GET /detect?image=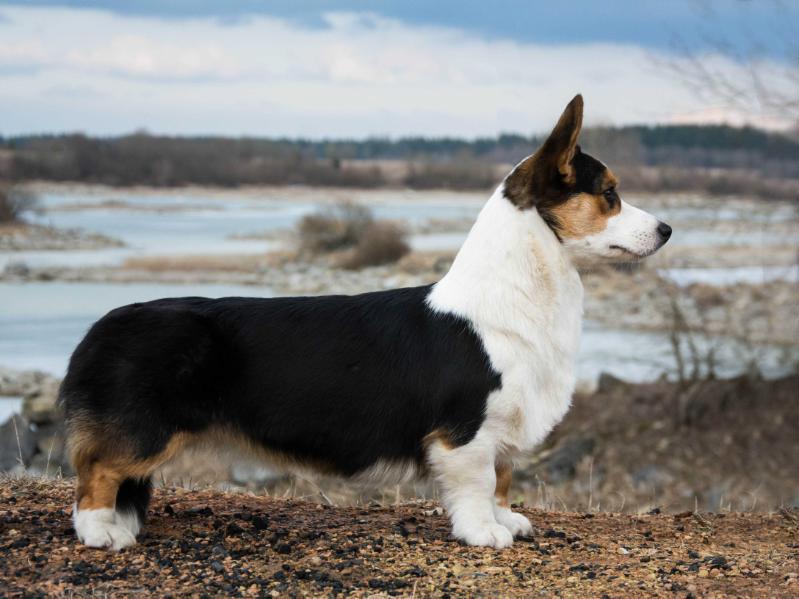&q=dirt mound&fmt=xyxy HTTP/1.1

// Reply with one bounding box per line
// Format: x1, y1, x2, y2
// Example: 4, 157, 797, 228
519, 375, 799, 512
2, 478, 798, 597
